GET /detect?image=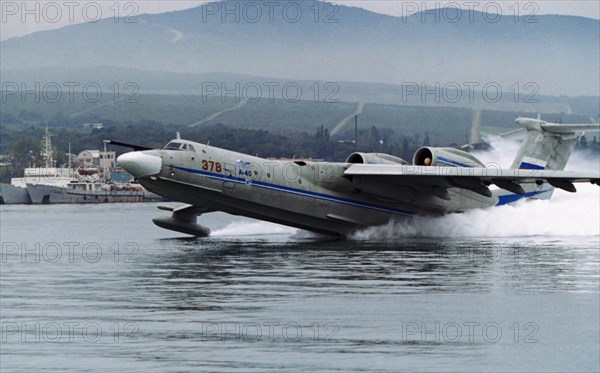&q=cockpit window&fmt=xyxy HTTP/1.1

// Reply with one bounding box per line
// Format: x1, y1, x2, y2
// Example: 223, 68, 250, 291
164, 142, 182, 150
164, 141, 197, 152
